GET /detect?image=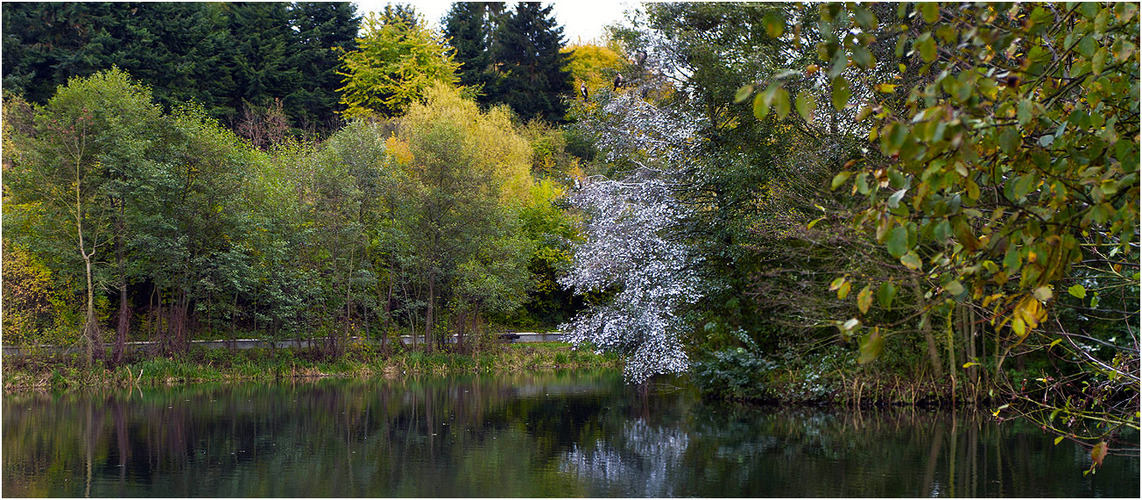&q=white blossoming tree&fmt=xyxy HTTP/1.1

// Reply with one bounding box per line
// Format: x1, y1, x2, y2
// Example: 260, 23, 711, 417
561, 92, 705, 383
